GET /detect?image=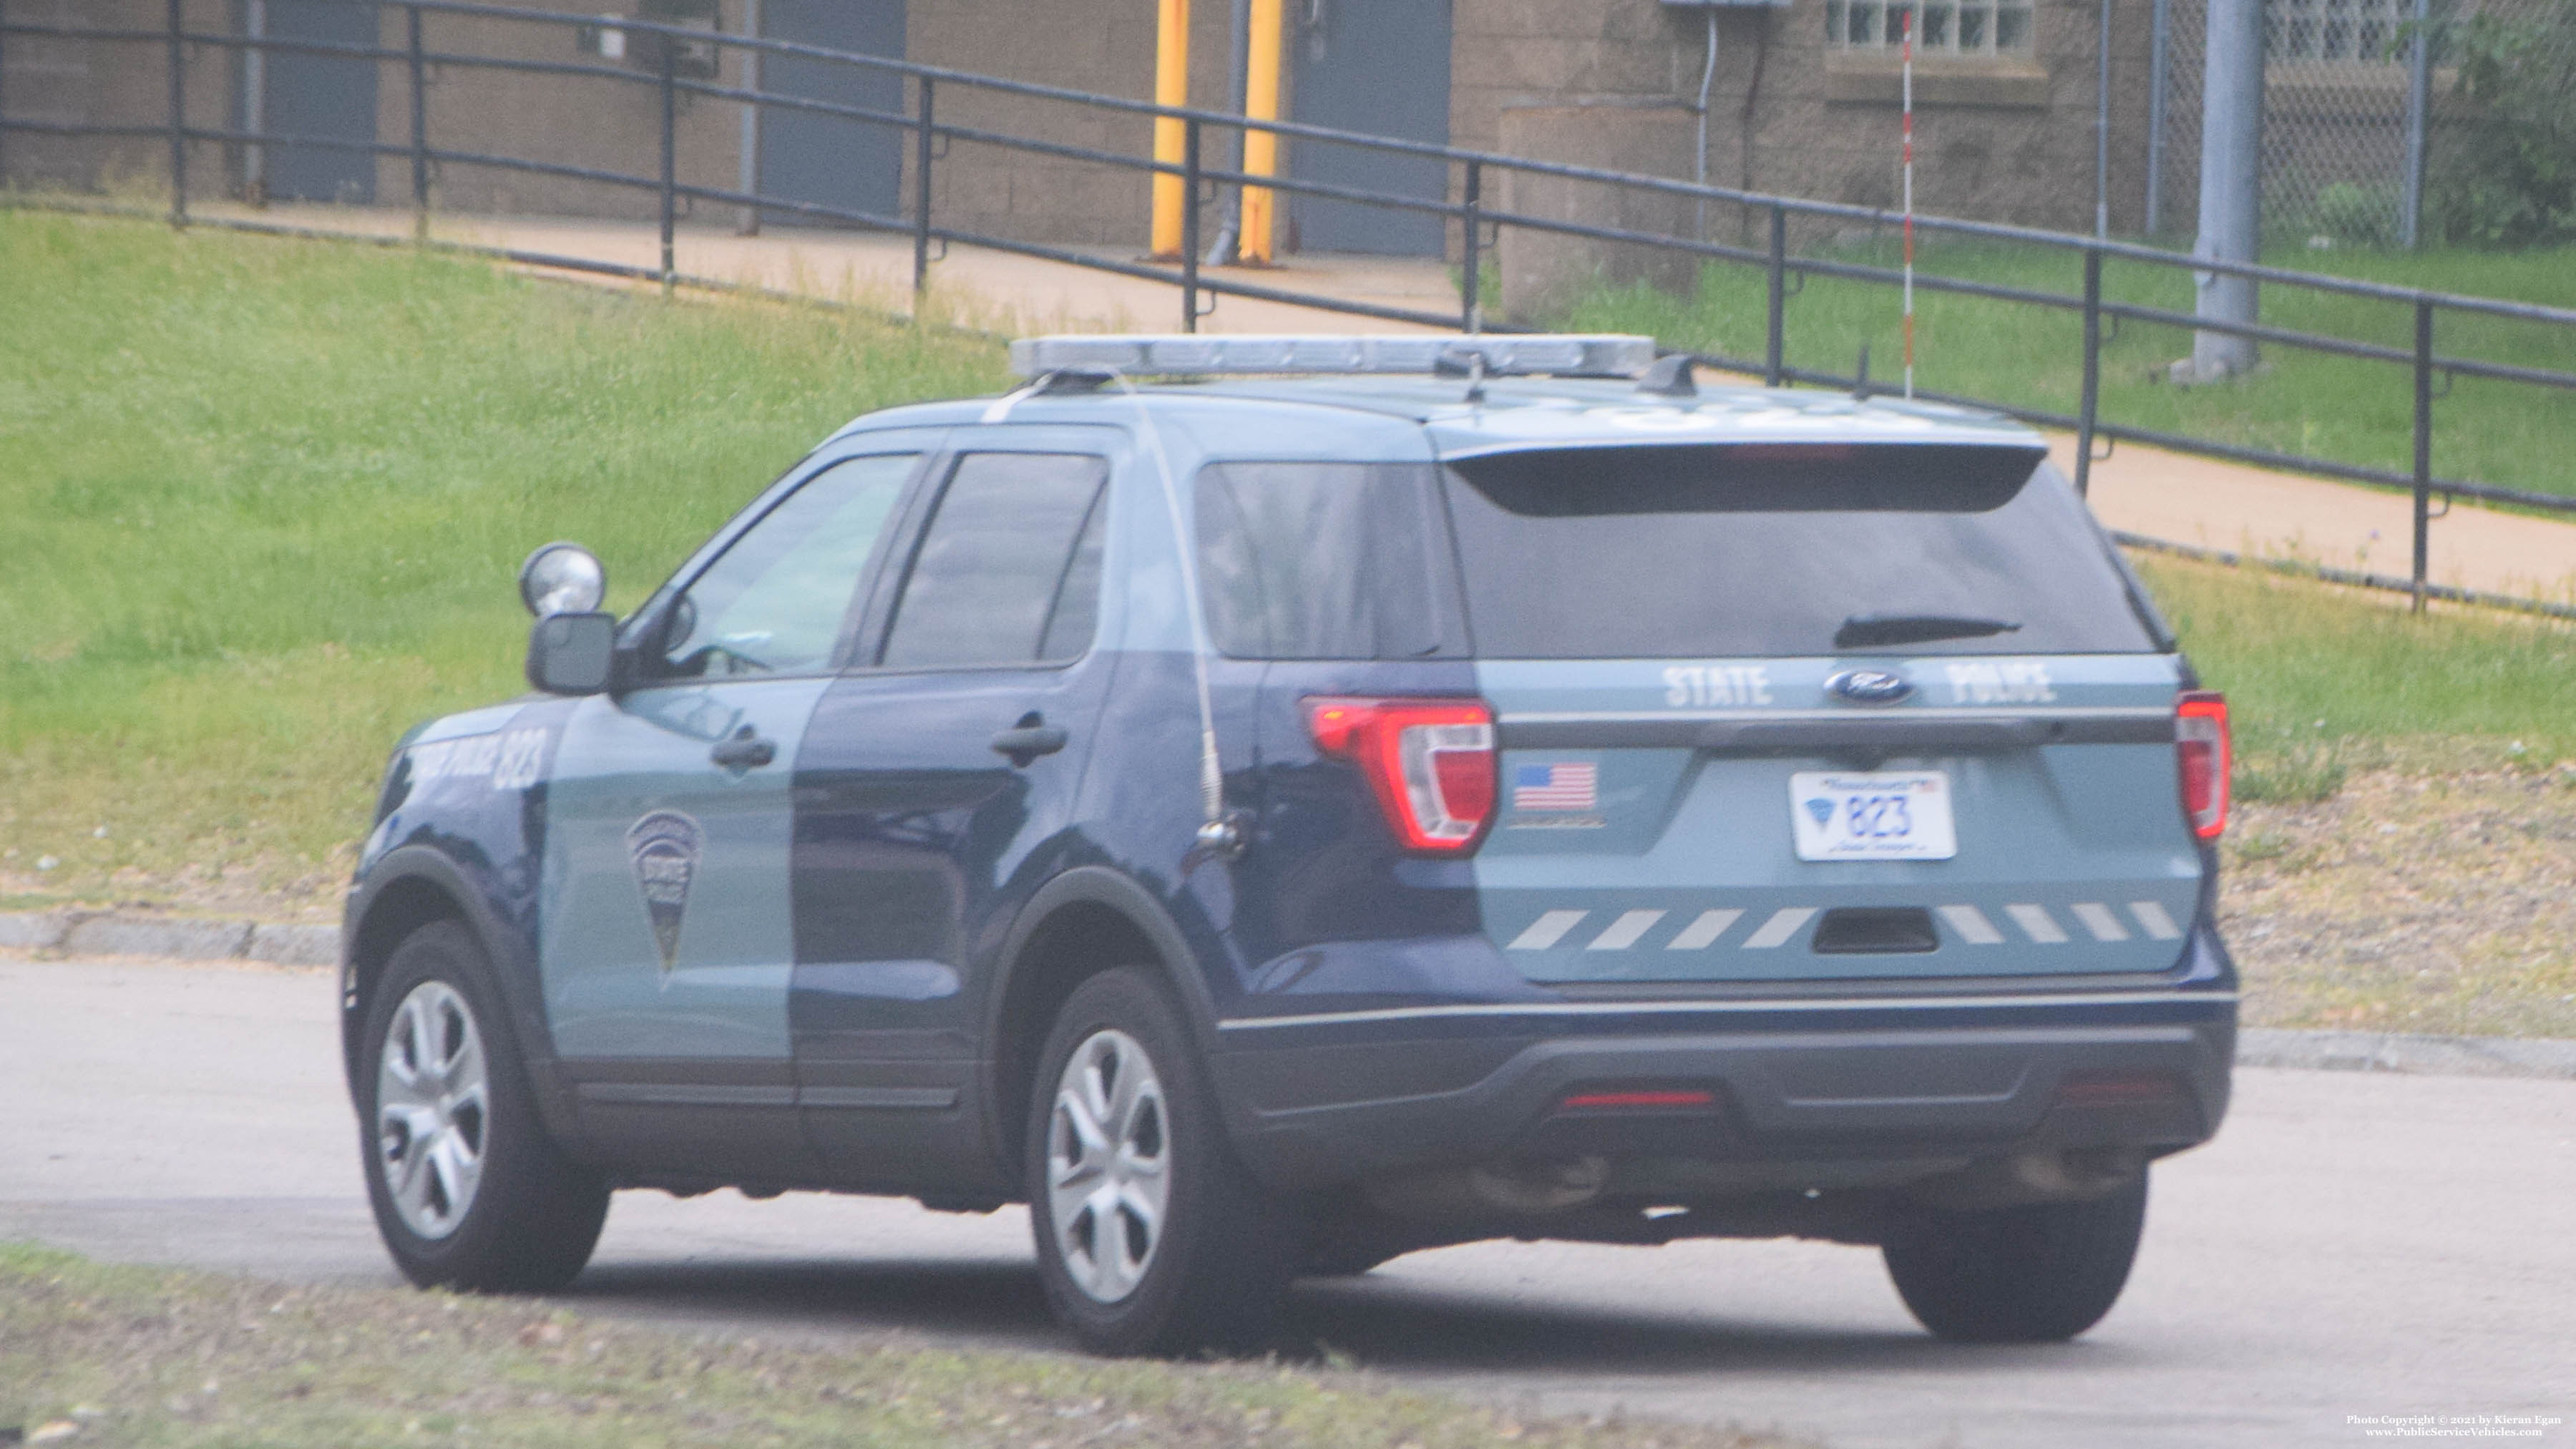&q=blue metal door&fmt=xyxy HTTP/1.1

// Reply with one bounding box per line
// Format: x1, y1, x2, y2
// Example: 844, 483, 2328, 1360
757, 0, 907, 227
1287, 0, 1452, 255
263, 0, 379, 203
